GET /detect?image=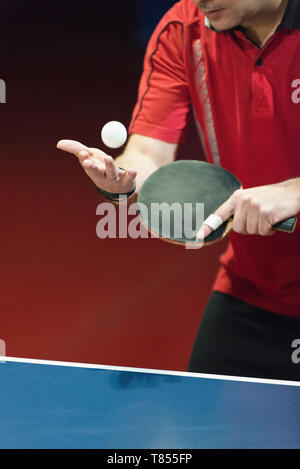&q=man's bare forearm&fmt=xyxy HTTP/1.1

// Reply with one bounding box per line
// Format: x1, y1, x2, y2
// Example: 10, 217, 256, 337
115, 150, 159, 193
115, 134, 178, 192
